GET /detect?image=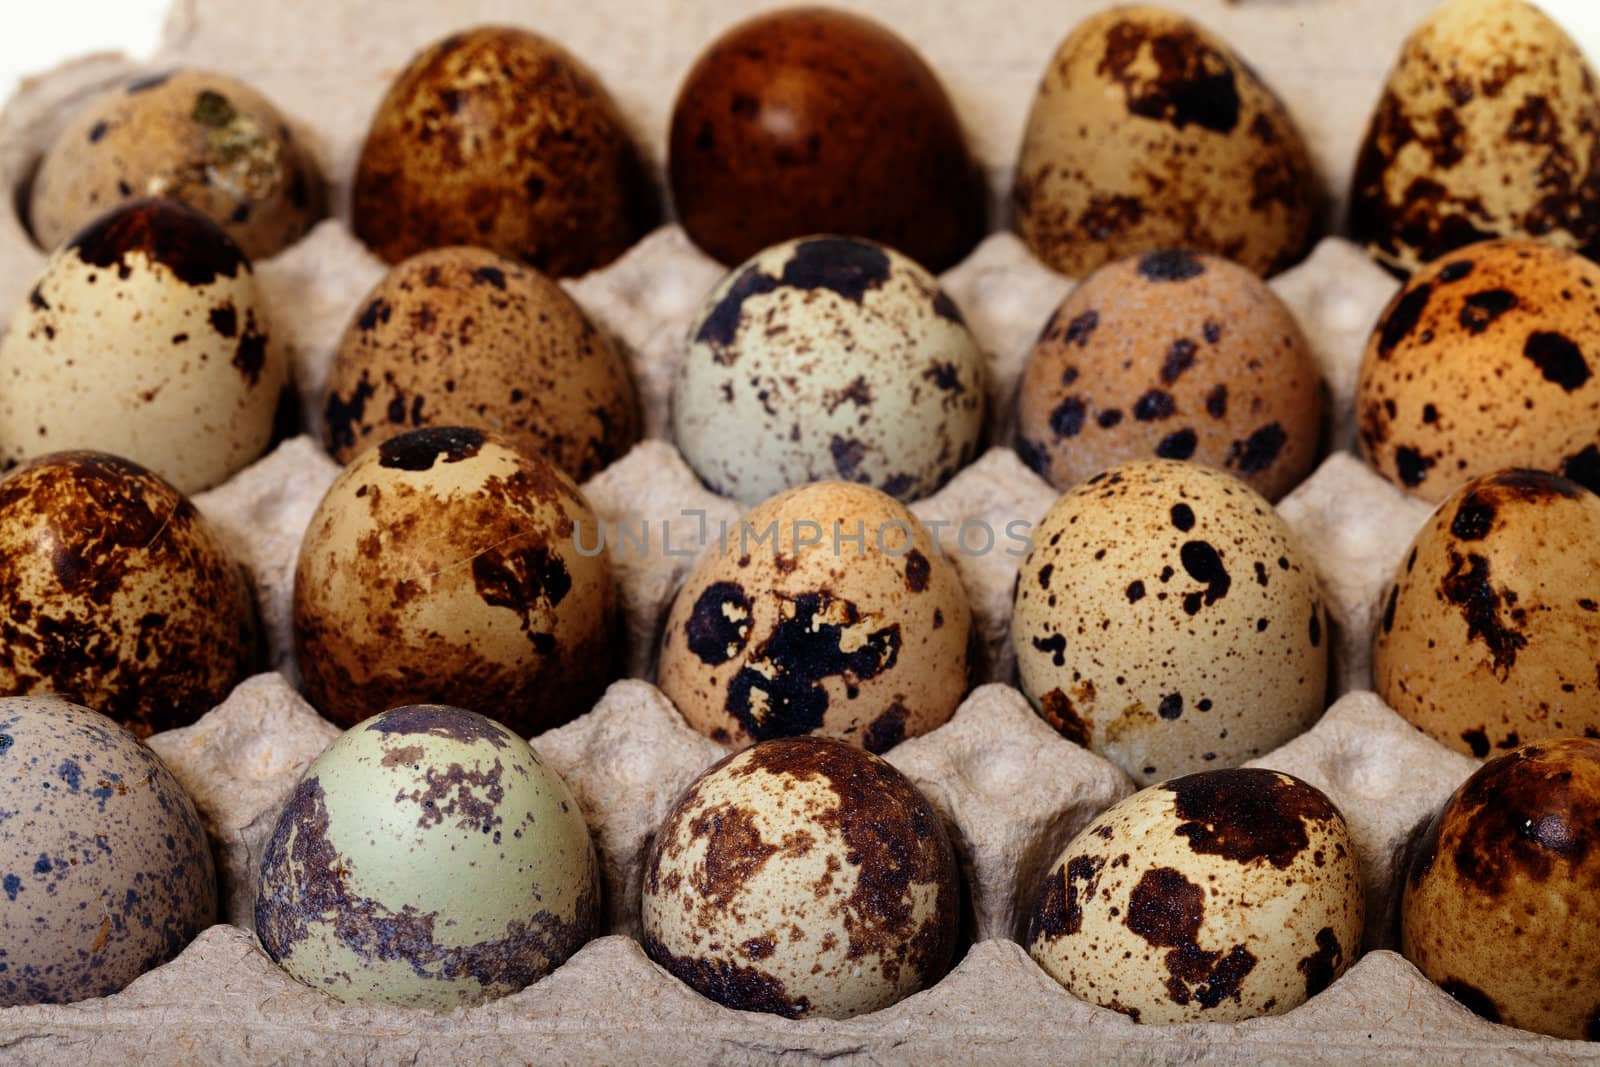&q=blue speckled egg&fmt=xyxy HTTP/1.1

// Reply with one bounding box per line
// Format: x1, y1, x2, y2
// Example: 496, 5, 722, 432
0, 695, 217, 1006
